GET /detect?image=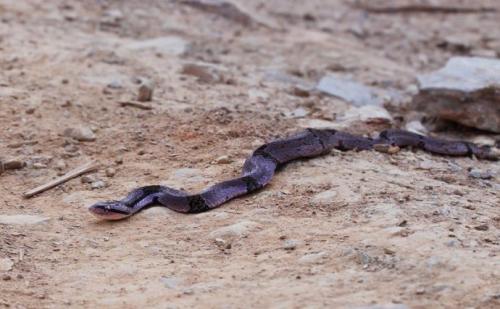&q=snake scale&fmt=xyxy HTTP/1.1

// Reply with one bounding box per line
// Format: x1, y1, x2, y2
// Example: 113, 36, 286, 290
89, 128, 498, 220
